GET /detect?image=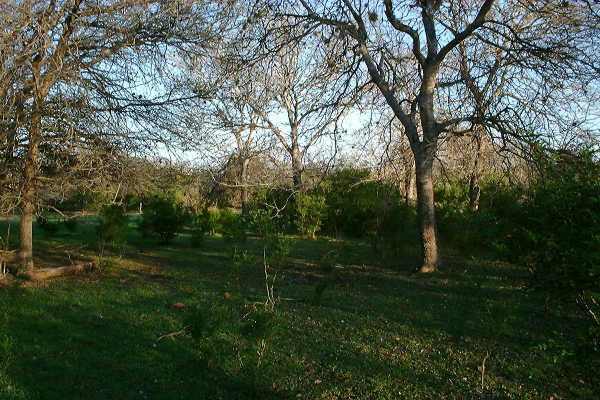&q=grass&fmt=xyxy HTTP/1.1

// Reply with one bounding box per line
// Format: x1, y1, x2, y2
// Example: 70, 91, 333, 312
0, 215, 598, 399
